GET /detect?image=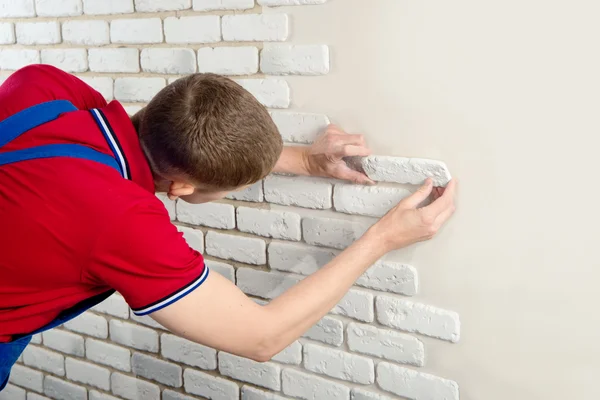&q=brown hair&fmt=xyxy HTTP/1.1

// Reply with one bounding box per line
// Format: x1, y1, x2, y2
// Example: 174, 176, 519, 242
135, 73, 283, 189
